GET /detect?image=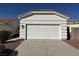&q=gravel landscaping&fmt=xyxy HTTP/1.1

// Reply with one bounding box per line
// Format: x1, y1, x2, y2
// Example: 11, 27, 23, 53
0, 39, 24, 56
63, 40, 79, 49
